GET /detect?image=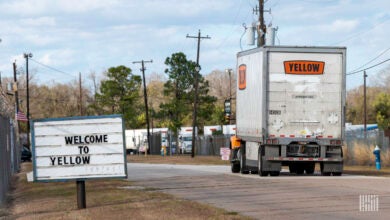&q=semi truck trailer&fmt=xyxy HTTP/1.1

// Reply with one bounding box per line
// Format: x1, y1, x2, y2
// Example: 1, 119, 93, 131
231, 46, 346, 176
